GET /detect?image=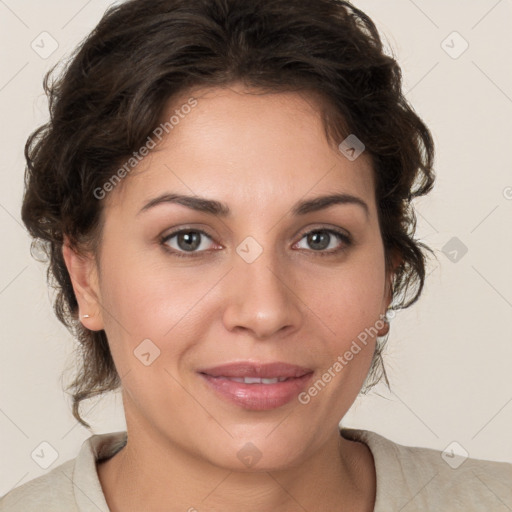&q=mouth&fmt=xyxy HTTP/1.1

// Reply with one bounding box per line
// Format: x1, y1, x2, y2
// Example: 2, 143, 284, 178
197, 362, 314, 410
209, 376, 292, 384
